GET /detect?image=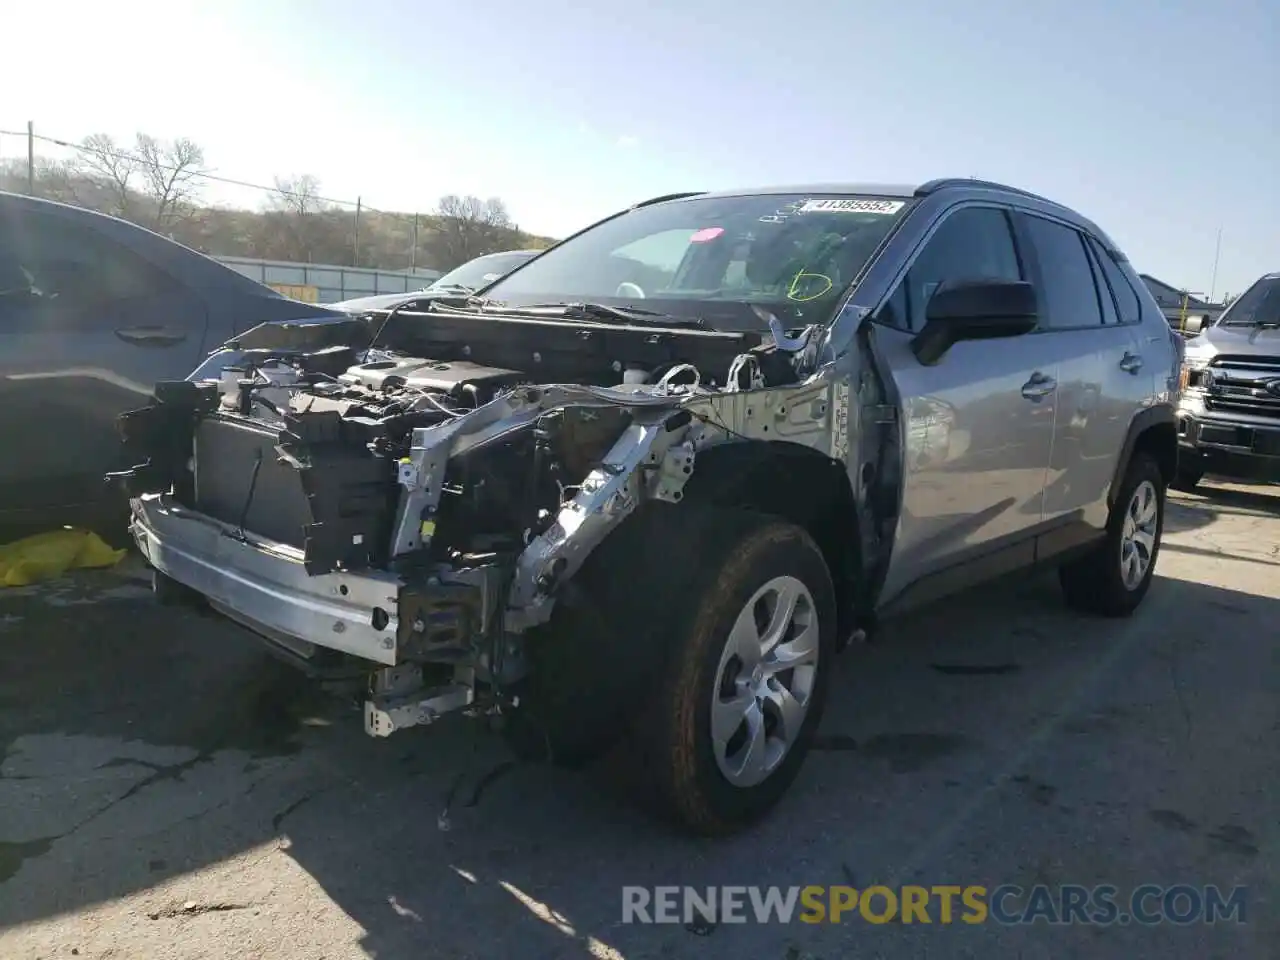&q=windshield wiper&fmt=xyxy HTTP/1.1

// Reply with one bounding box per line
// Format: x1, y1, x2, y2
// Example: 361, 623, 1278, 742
507, 301, 708, 329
